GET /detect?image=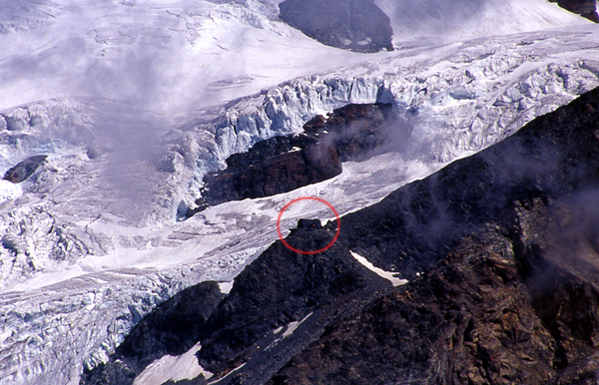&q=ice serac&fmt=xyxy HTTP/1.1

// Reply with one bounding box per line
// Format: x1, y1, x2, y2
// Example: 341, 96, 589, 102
279, 0, 393, 53
176, 28, 599, 214
89, 86, 599, 385
191, 103, 395, 214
